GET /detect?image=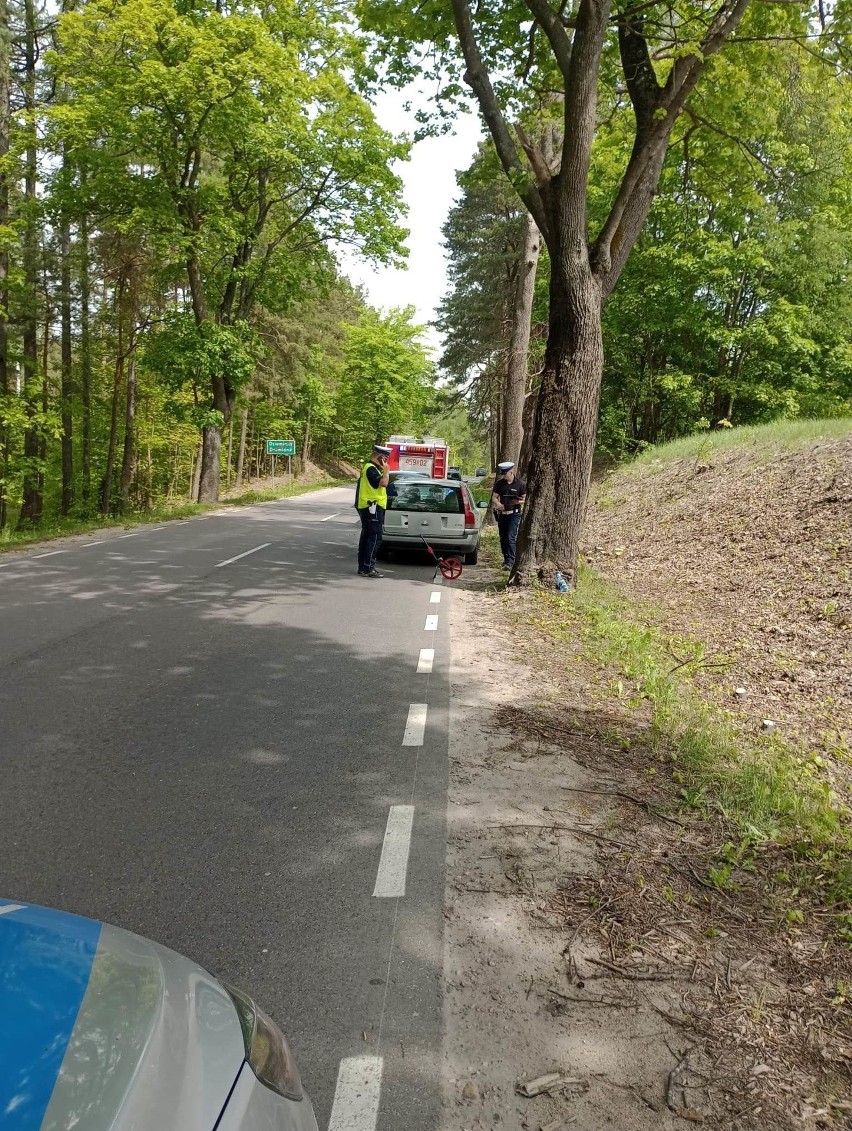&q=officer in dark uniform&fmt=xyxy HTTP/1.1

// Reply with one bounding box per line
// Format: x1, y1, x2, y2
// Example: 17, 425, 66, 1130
355, 444, 392, 577
491, 460, 527, 569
